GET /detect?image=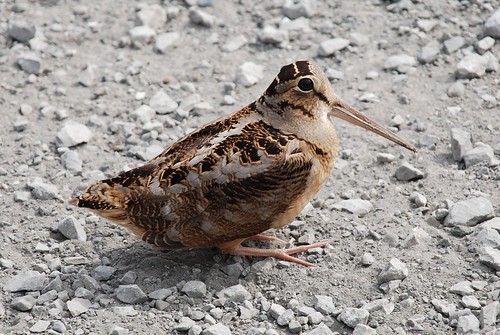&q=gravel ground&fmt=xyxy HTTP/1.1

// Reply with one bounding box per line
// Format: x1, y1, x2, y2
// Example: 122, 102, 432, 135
1, 1, 500, 334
